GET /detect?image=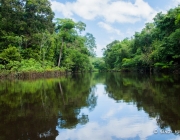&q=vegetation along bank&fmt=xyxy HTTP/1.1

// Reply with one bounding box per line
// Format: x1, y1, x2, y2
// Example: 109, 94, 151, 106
101, 6, 180, 74
0, 0, 97, 79
1, 1, 180, 78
